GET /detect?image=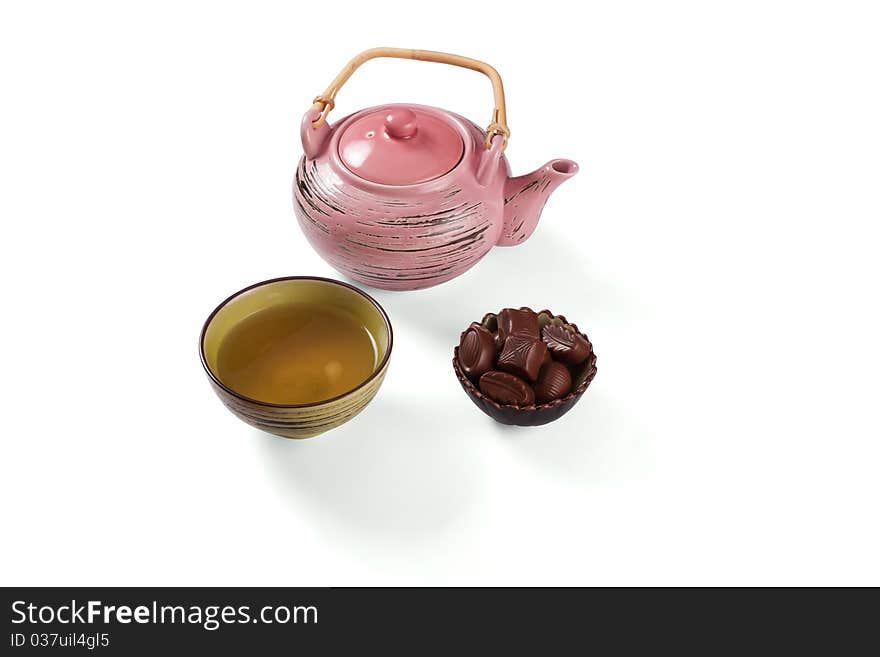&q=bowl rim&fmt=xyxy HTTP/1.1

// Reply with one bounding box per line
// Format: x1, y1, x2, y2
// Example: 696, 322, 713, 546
452, 309, 597, 413
199, 275, 393, 409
